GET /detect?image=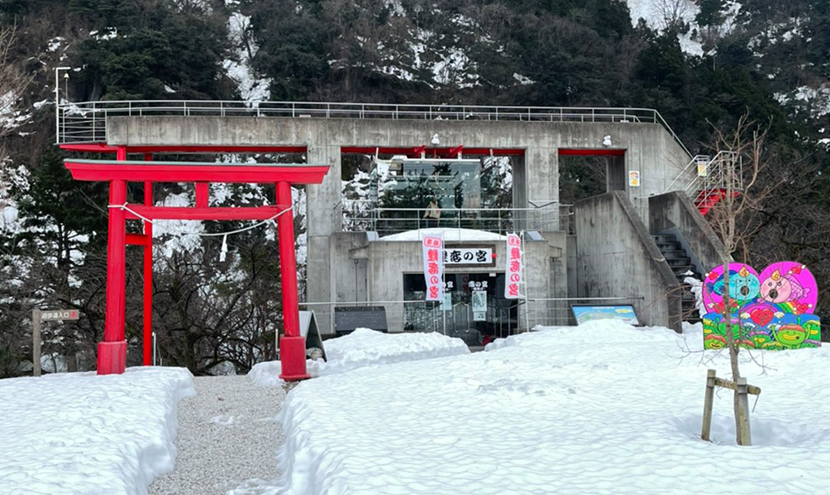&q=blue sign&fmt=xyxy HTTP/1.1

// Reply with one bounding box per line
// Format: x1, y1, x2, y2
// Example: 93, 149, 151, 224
571, 305, 640, 325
